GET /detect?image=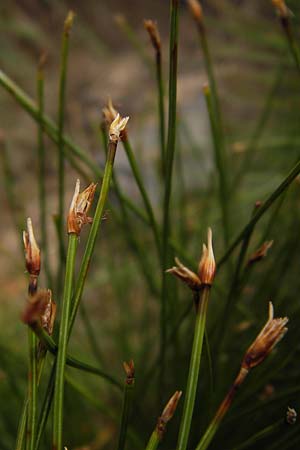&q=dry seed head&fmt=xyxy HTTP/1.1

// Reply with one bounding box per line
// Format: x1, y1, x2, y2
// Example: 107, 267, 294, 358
102, 97, 118, 126
248, 240, 274, 265
64, 10, 75, 34
40, 289, 56, 336
67, 179, 97, 235
156, 391, 182, 438
144, 20, 161, 52
286, 407, 297, 425
123, 359, 135, 385
166, 257, 202, 291
241, 302, 288, 371
23, 218, 41, 276
187, 0, 204, 25
272, 0, 290, 18
22, 289, 49, 327
109, 113, 129, 143
198, 228, 216, 285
